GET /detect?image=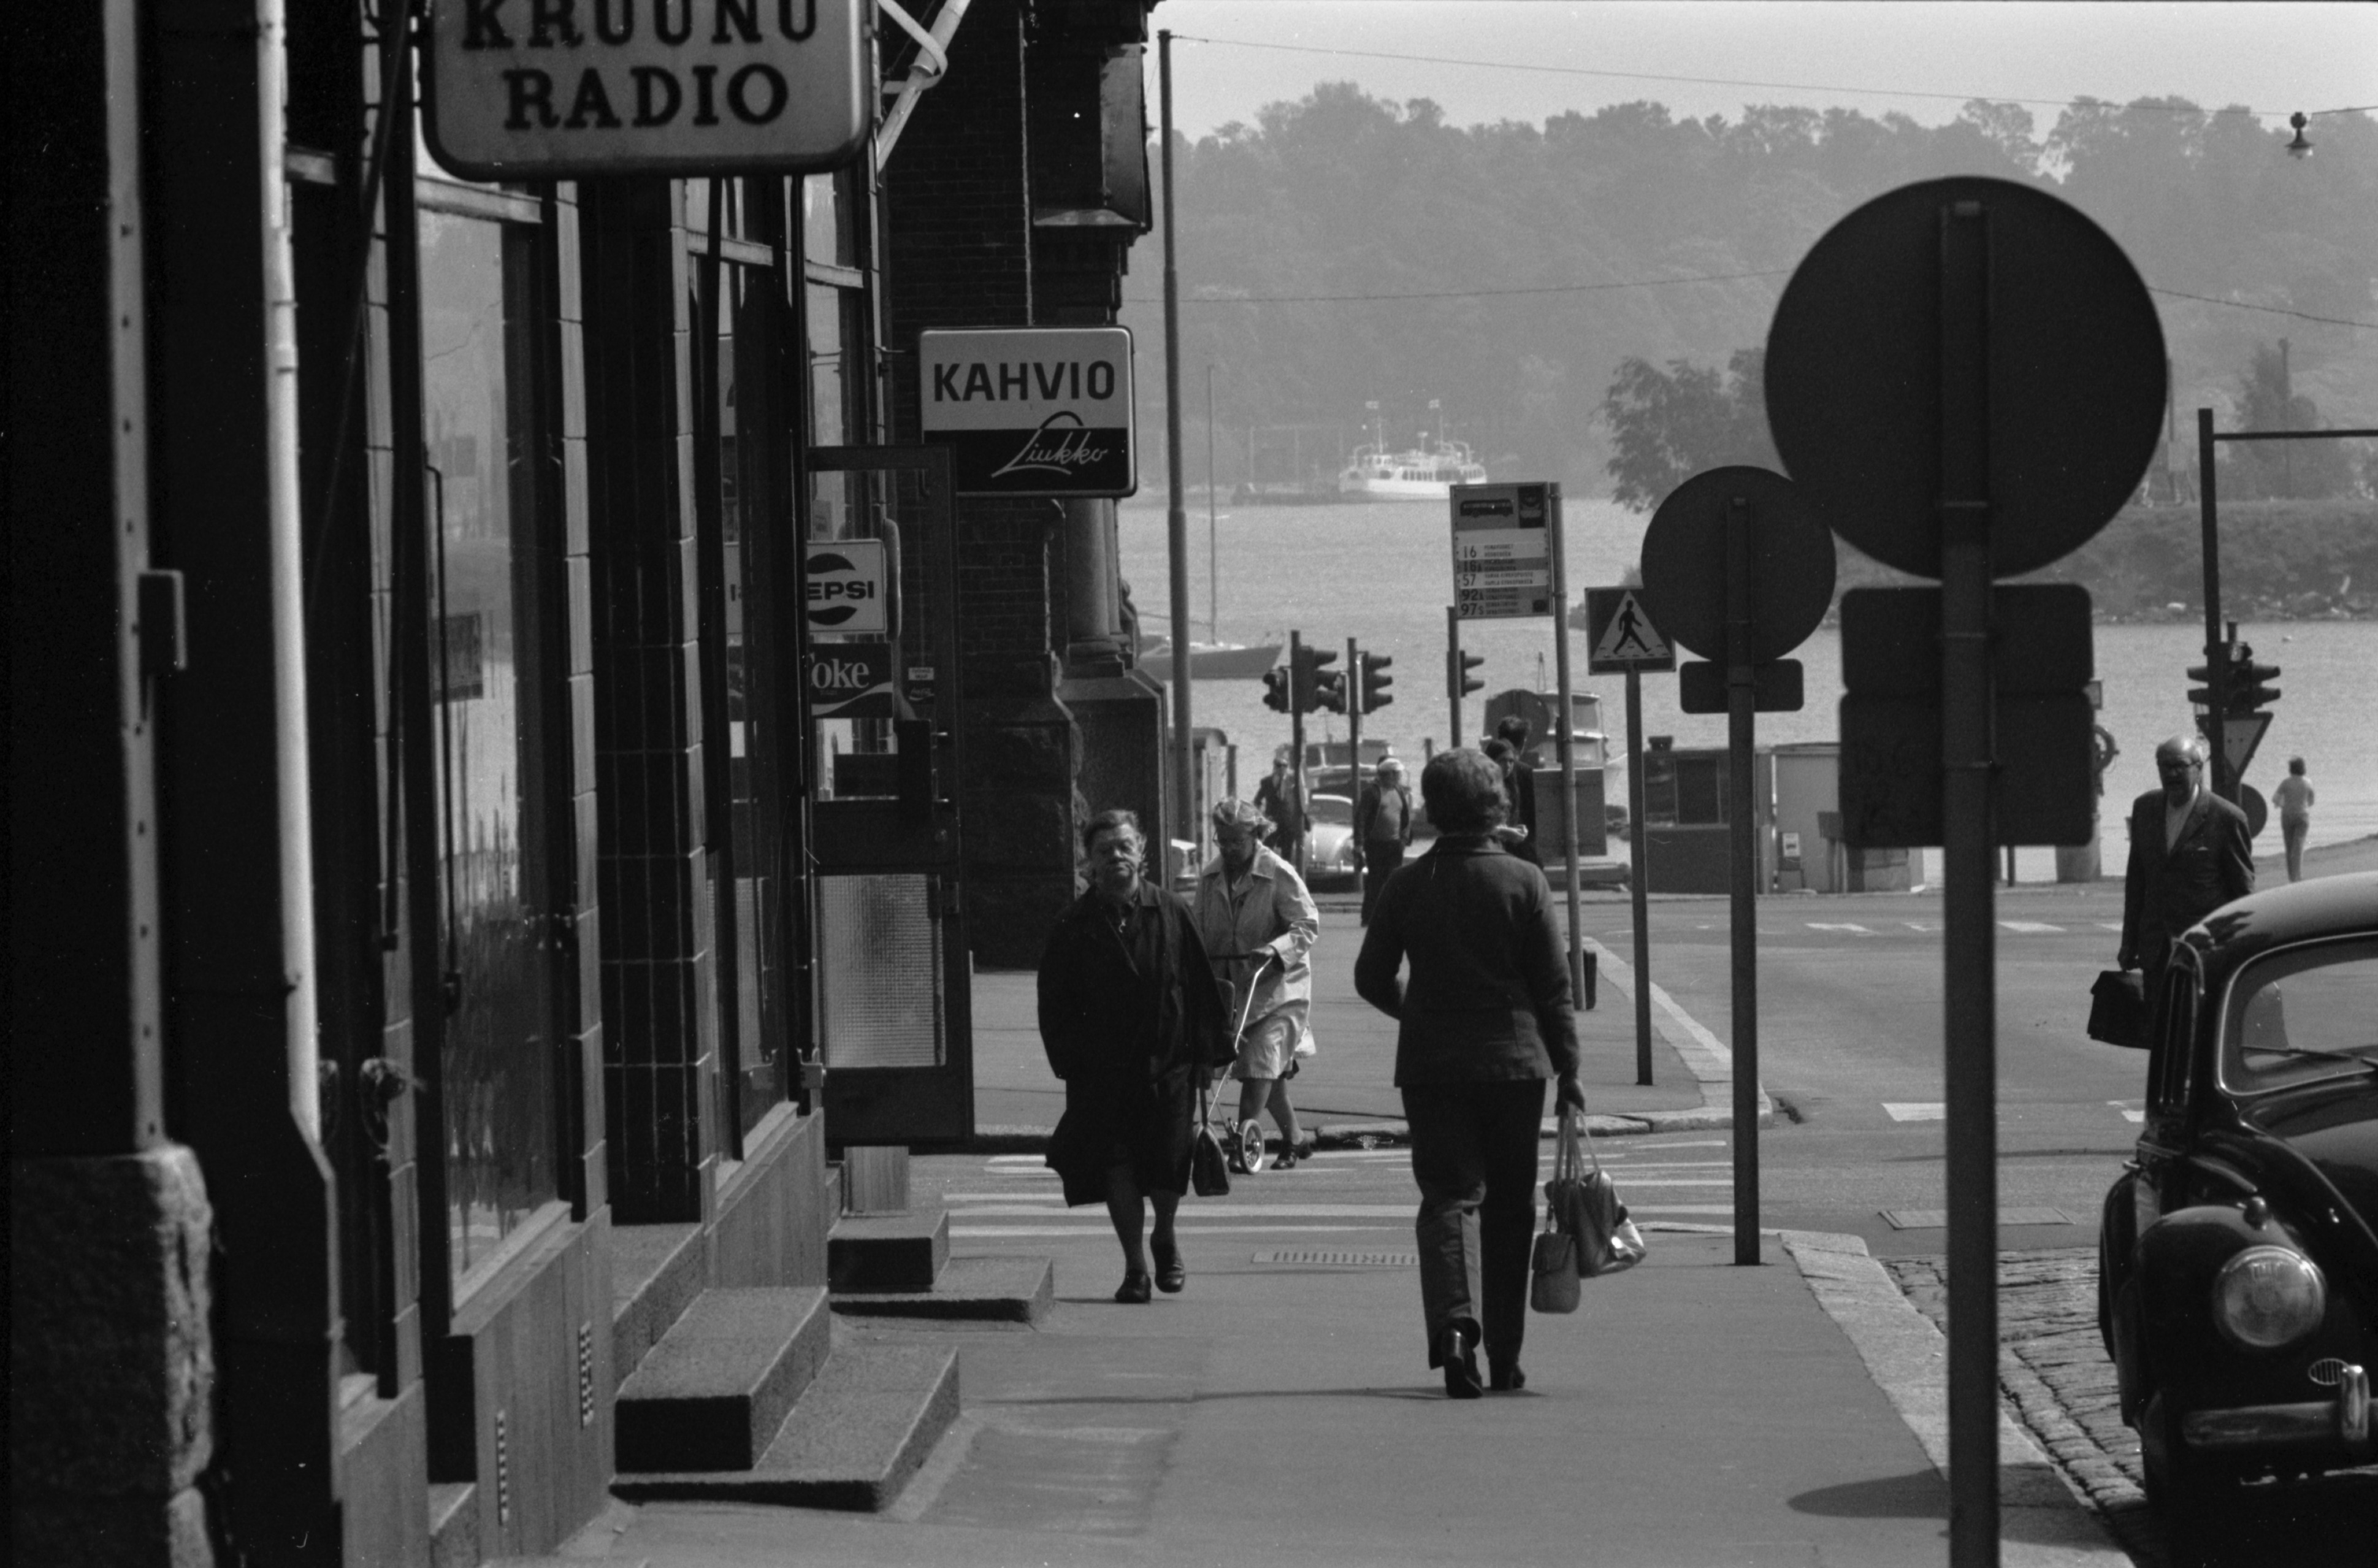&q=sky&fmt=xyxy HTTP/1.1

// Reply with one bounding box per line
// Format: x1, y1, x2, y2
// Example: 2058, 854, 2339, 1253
1151, 1, 2378, 142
